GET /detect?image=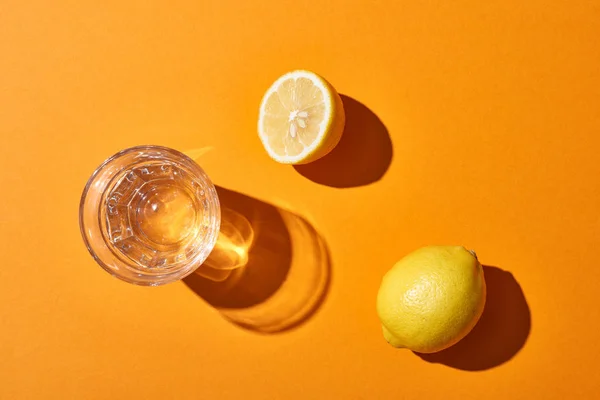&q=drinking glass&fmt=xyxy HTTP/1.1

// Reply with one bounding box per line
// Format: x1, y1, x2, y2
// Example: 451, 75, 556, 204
79, 145, 221, 285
